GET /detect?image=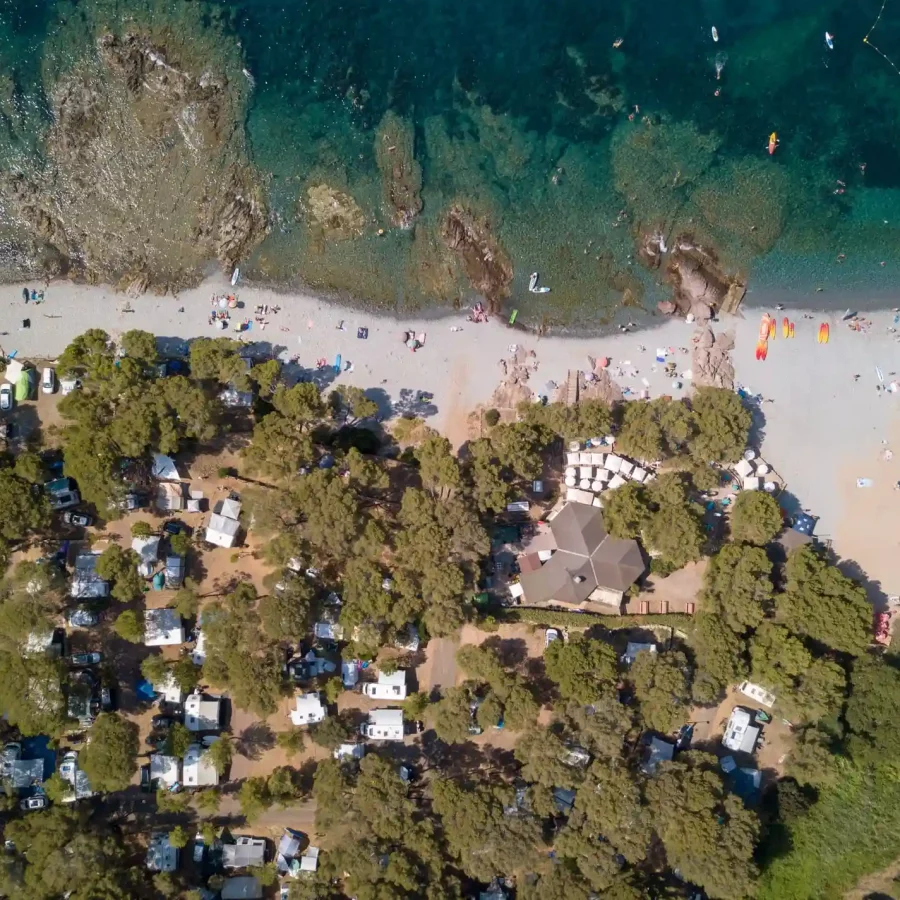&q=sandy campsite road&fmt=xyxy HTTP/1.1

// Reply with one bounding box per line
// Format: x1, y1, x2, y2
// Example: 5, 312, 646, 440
3, 276, 900, 600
